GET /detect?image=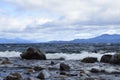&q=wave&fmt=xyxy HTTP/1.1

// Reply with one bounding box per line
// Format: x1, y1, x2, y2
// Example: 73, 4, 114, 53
0, 51, 116, 61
